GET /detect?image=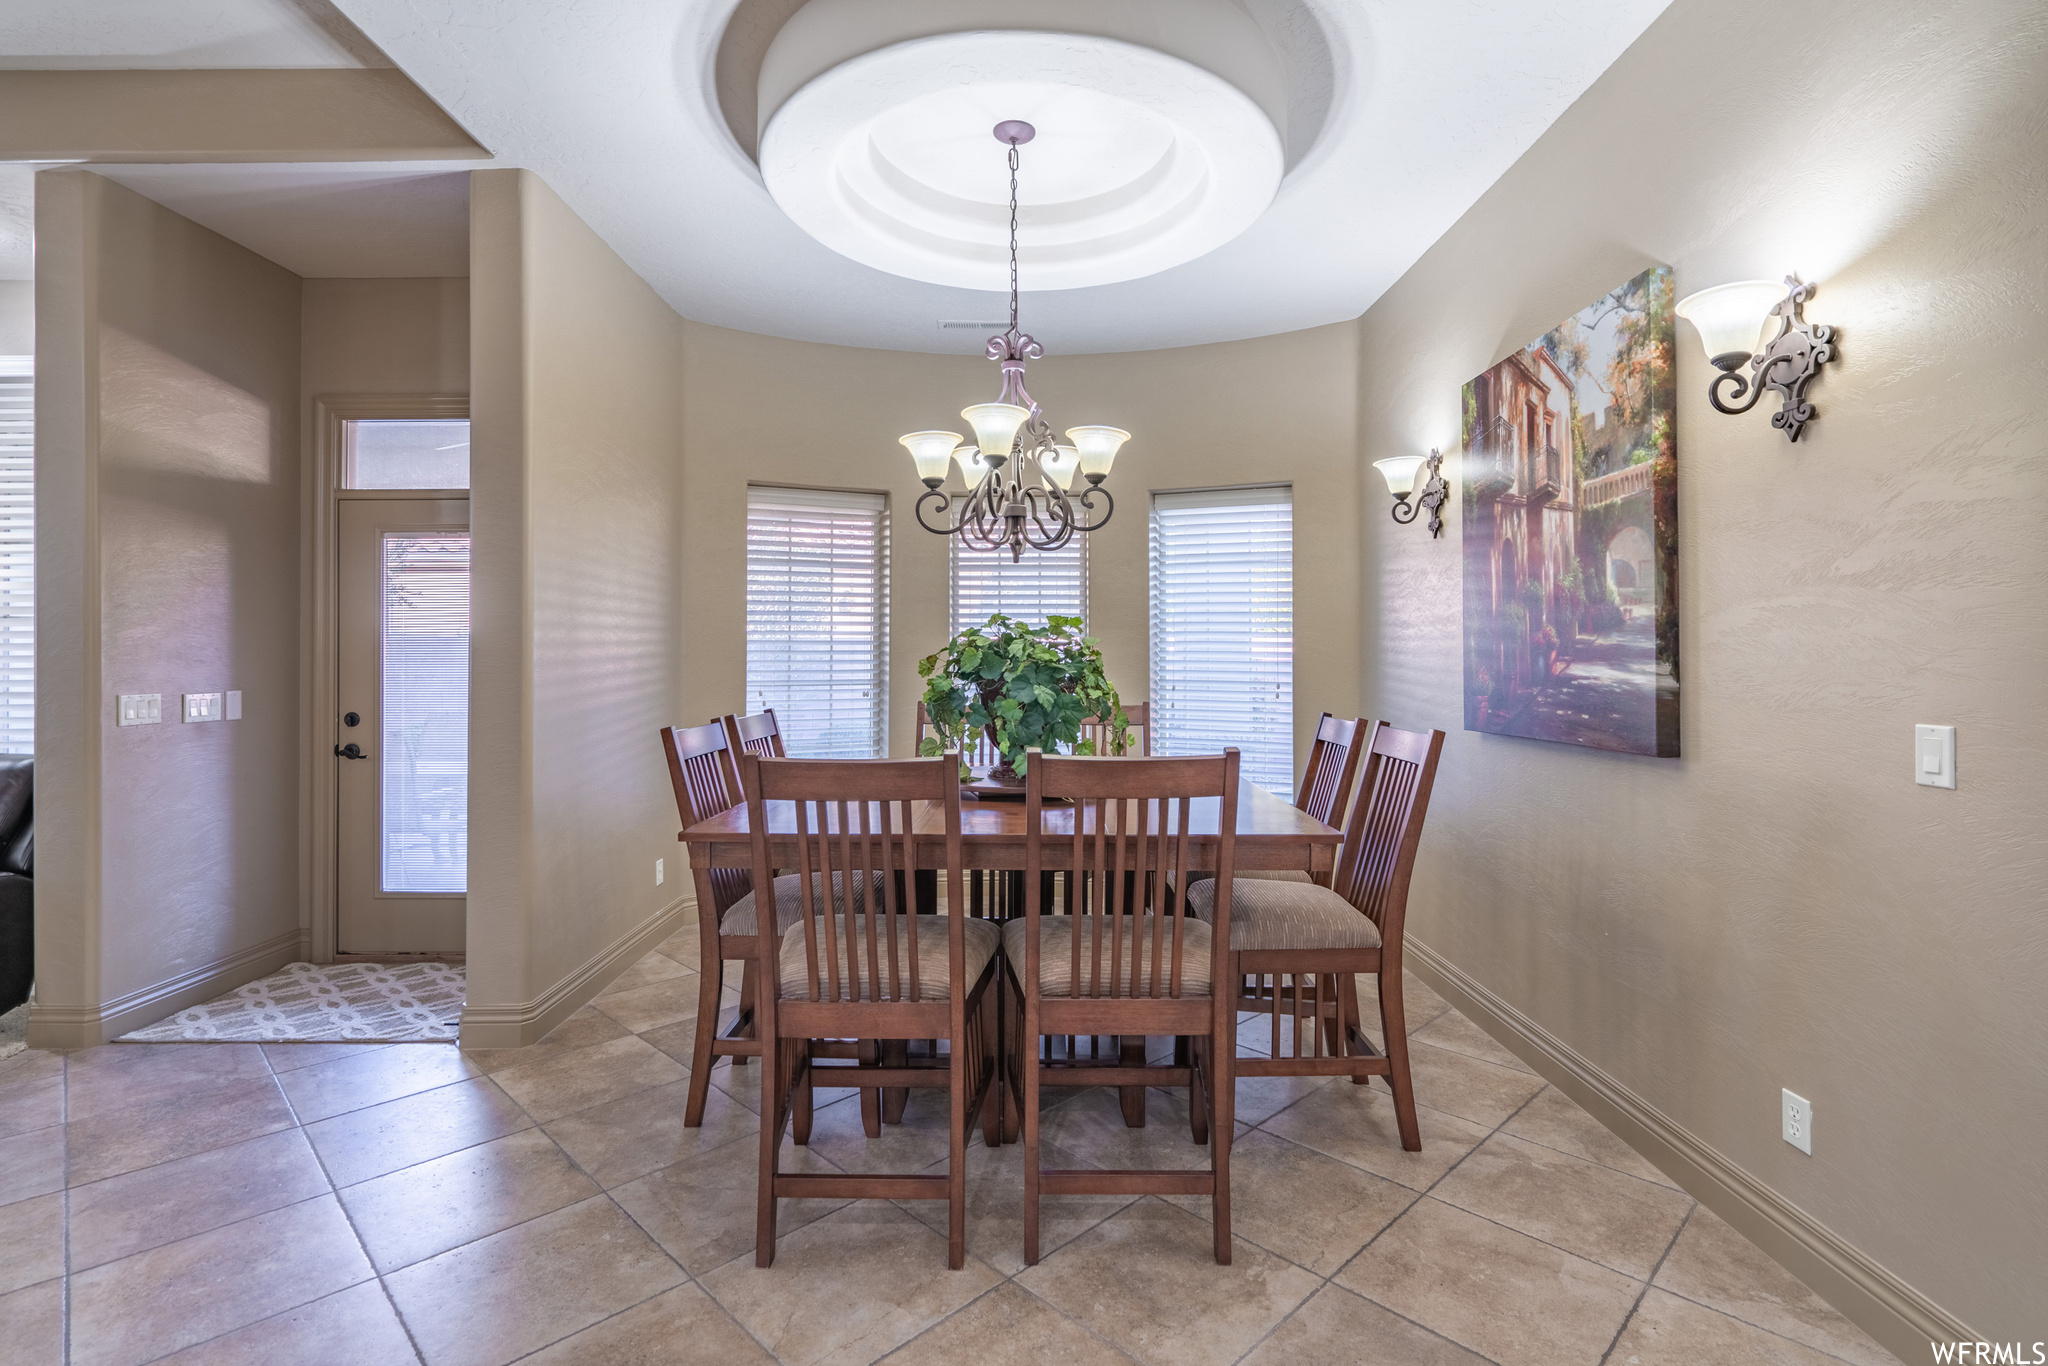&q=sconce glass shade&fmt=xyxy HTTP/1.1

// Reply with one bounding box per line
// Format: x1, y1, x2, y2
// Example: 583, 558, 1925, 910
1675, 281, 1783, 364
961, 403, 1029, 463
1373, 455, 1426, 496
1066, 425, 1131, 479
1040, 444, 1080, 491
955, 445, 993, 486
900, 430, 962, 484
